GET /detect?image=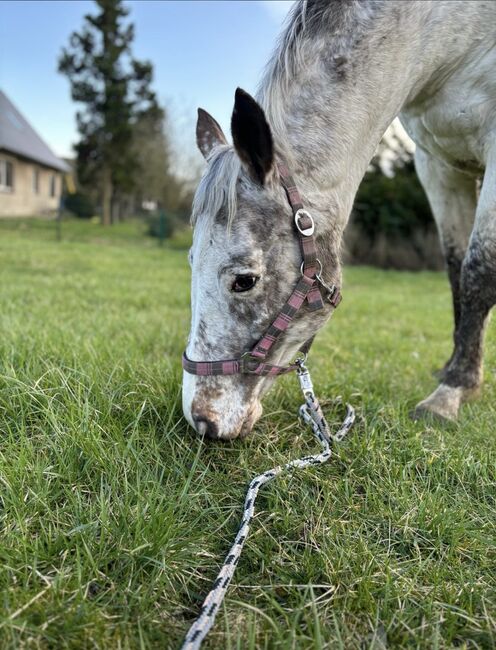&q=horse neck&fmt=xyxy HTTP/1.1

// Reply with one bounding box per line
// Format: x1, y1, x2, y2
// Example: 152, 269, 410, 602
258, 1, 478, 237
